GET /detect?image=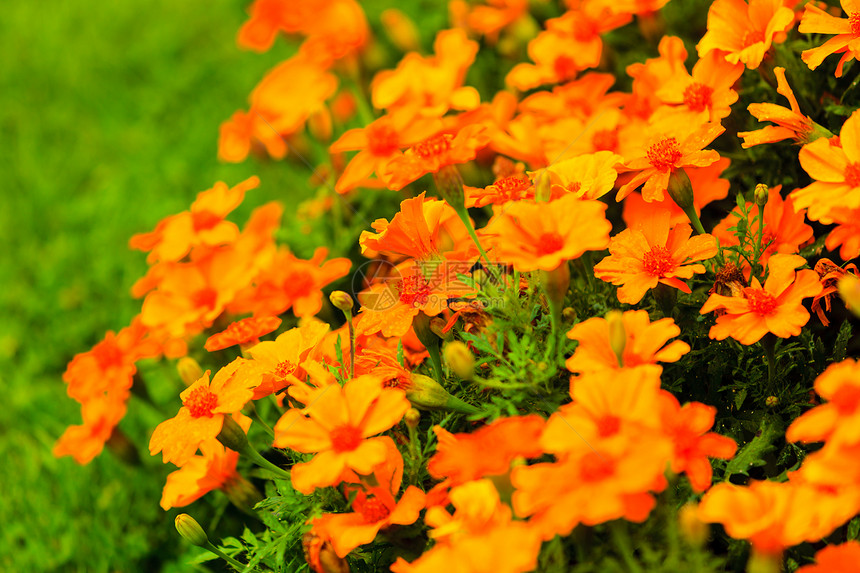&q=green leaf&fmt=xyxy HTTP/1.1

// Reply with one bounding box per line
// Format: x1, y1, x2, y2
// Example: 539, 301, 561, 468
725, 416, 783, 478
734, 388, 747, 411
